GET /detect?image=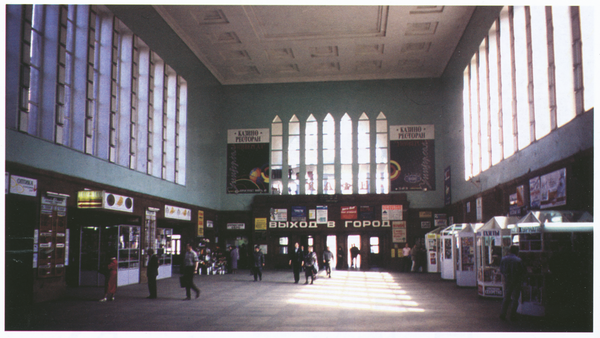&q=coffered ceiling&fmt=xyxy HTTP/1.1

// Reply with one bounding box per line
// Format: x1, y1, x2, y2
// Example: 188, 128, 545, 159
154, 5, 476, 85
